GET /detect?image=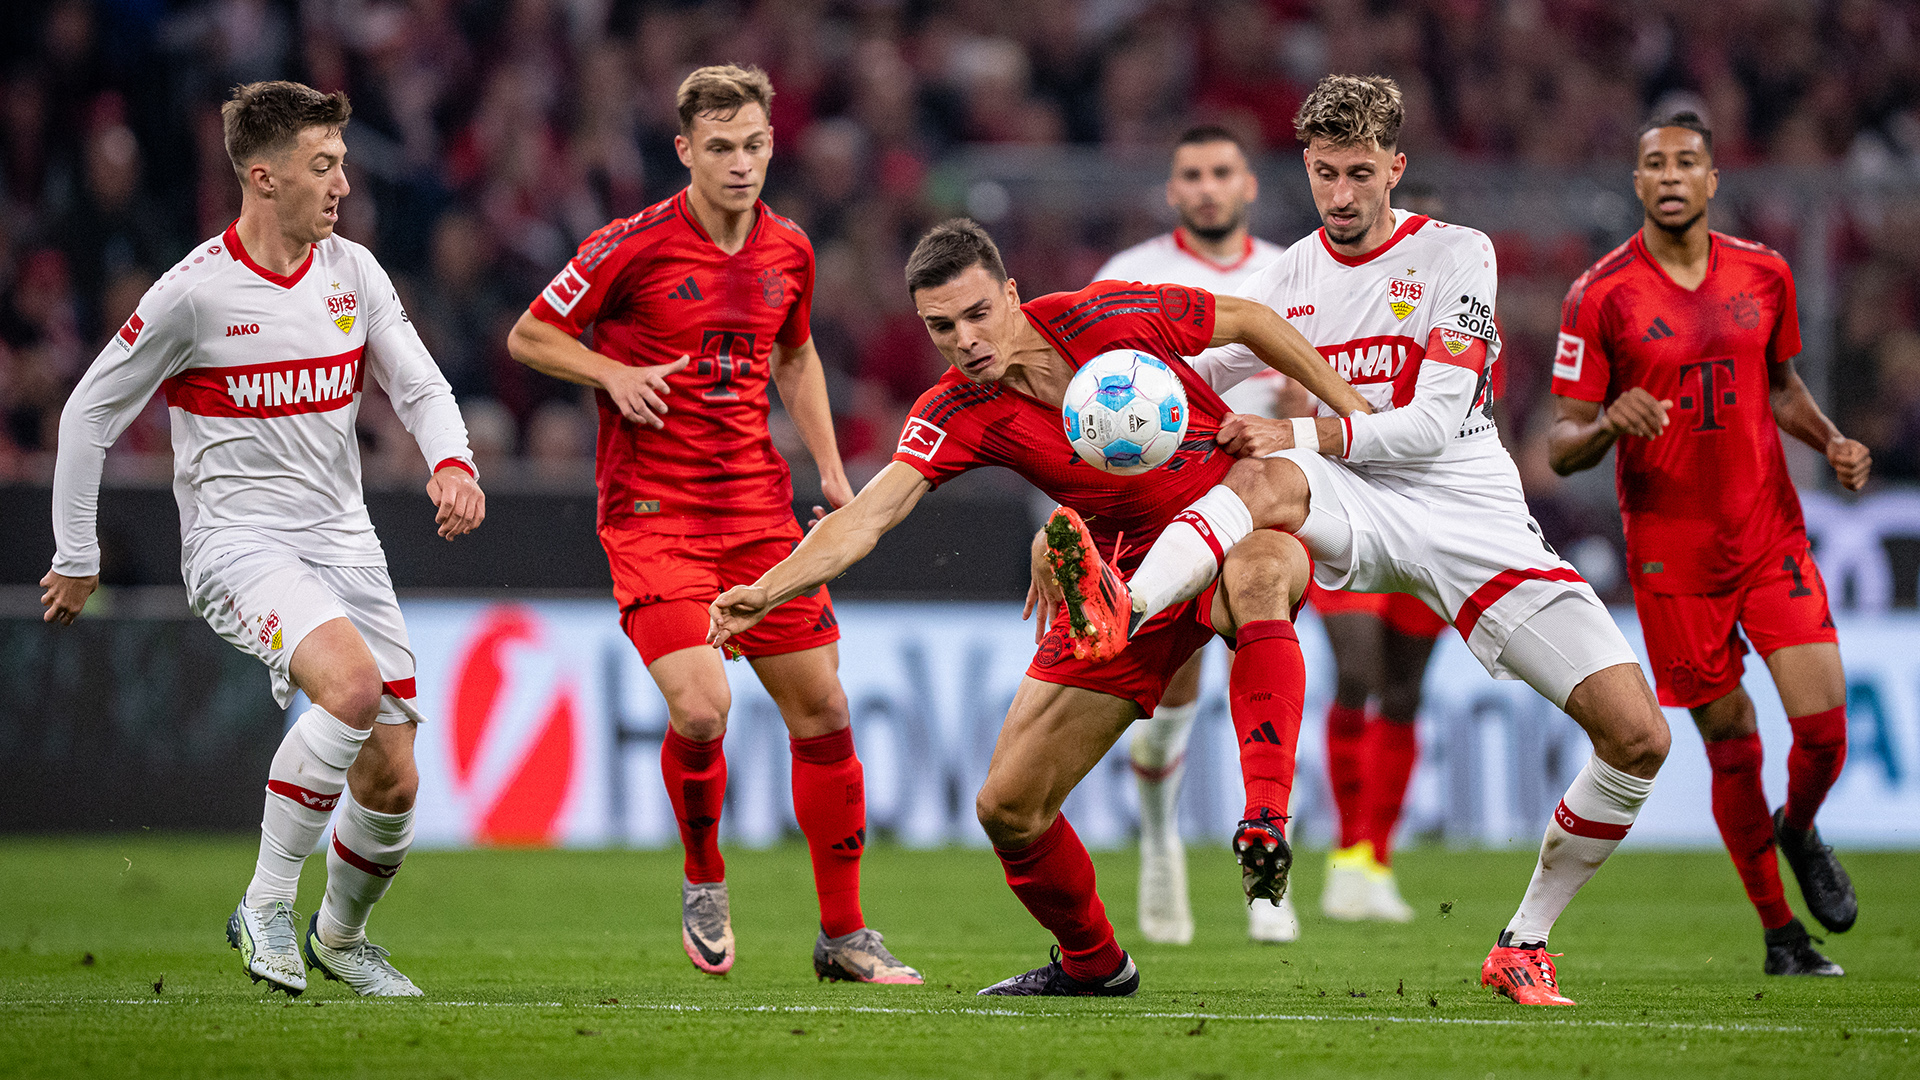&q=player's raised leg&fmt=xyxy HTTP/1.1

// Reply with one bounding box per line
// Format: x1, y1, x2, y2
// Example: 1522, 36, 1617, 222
307, 719, 426, 995
1484, 598, 1668, 1006
1131, 652, 1200, 945
643, 635, 738, 975
1764, 642, 1856, 935
231, 617, 381, 996
750, 645, 921, 985
975, 682, 1142, 997
1209, 530, 1310, 920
